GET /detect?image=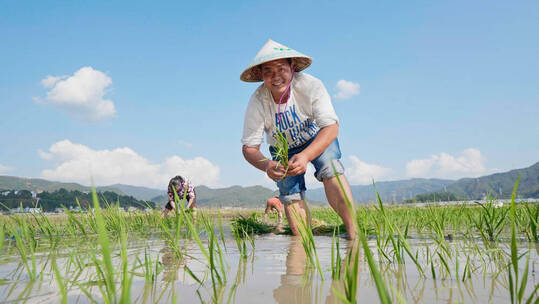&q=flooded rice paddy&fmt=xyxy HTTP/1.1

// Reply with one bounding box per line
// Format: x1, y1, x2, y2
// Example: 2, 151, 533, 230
0, 199, 538, 303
